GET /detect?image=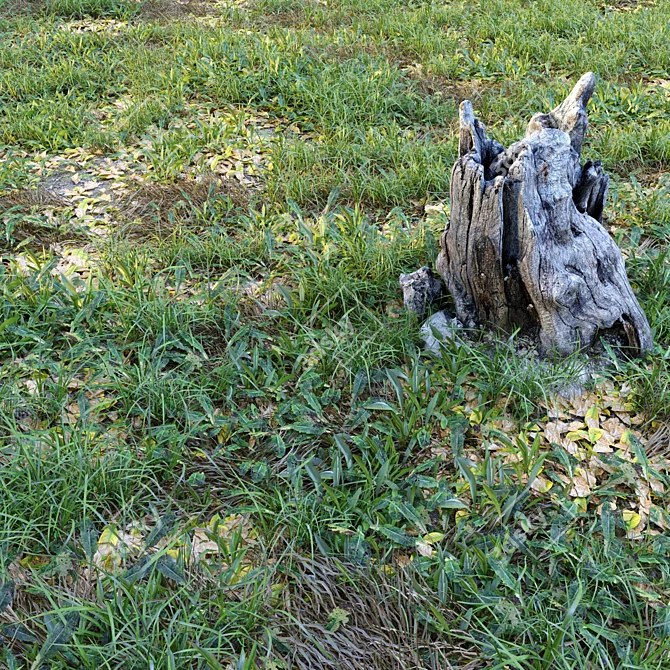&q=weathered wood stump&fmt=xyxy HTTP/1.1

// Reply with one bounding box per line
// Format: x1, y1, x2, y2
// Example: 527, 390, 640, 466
435, 73, 652, 356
